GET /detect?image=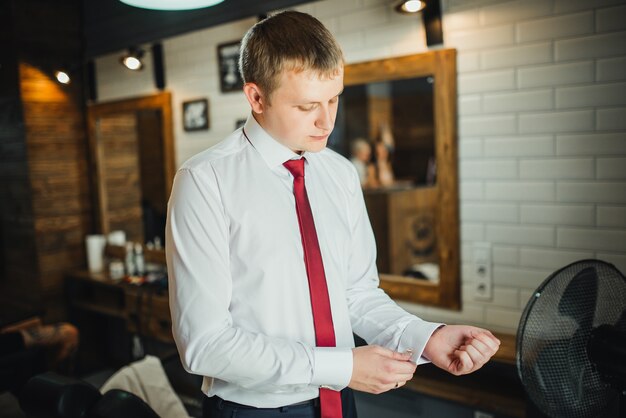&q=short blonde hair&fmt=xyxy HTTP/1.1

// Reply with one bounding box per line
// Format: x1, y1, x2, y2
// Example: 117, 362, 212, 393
238, 11, 344, 101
